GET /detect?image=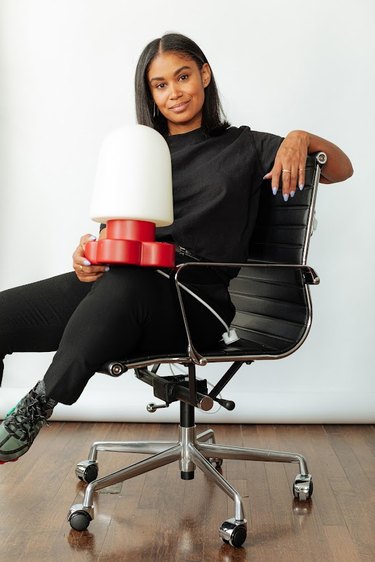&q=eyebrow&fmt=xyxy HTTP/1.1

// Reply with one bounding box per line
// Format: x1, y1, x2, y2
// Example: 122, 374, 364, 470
149, 65, 192, 83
